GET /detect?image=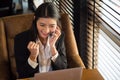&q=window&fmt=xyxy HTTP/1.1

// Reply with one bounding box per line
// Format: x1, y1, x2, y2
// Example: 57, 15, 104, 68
87, 0, 120, 79
98, 30, 120, 80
